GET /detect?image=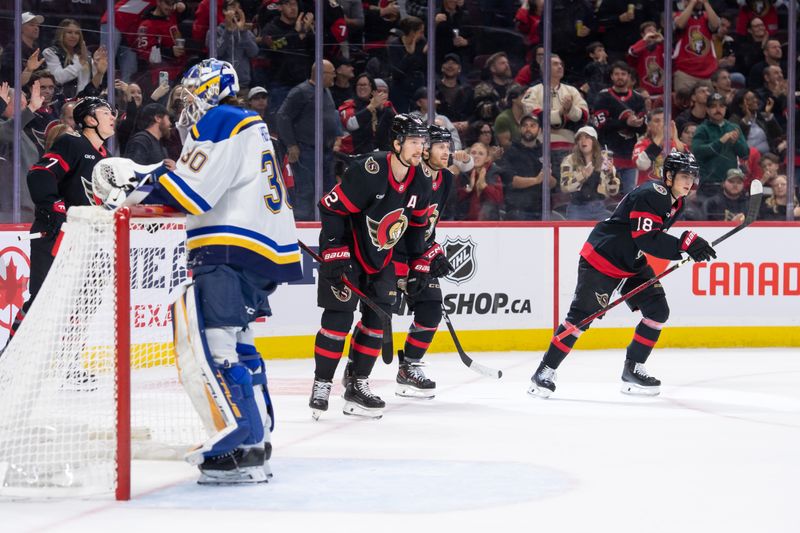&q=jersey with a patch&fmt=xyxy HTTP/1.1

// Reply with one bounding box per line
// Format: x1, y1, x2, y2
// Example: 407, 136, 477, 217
28, 131, 108, 212
148, 104, 302, 283
591, 88, 646, 165
319, 151, 431, 273
580, 181, 685, 278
